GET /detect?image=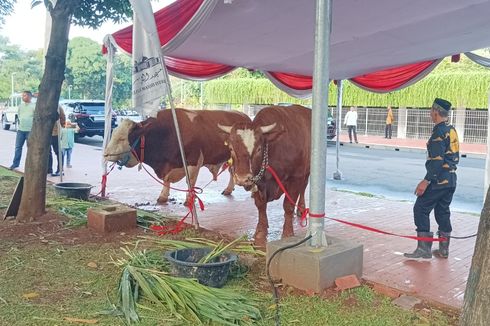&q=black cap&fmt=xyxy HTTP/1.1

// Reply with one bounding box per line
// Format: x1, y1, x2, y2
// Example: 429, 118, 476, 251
432, 98, 452, 111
